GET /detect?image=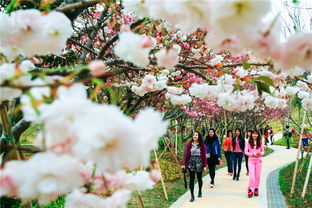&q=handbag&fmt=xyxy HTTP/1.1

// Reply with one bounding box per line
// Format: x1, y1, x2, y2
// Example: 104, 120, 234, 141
206, 142, 215, 158
218, 160, 223, 166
